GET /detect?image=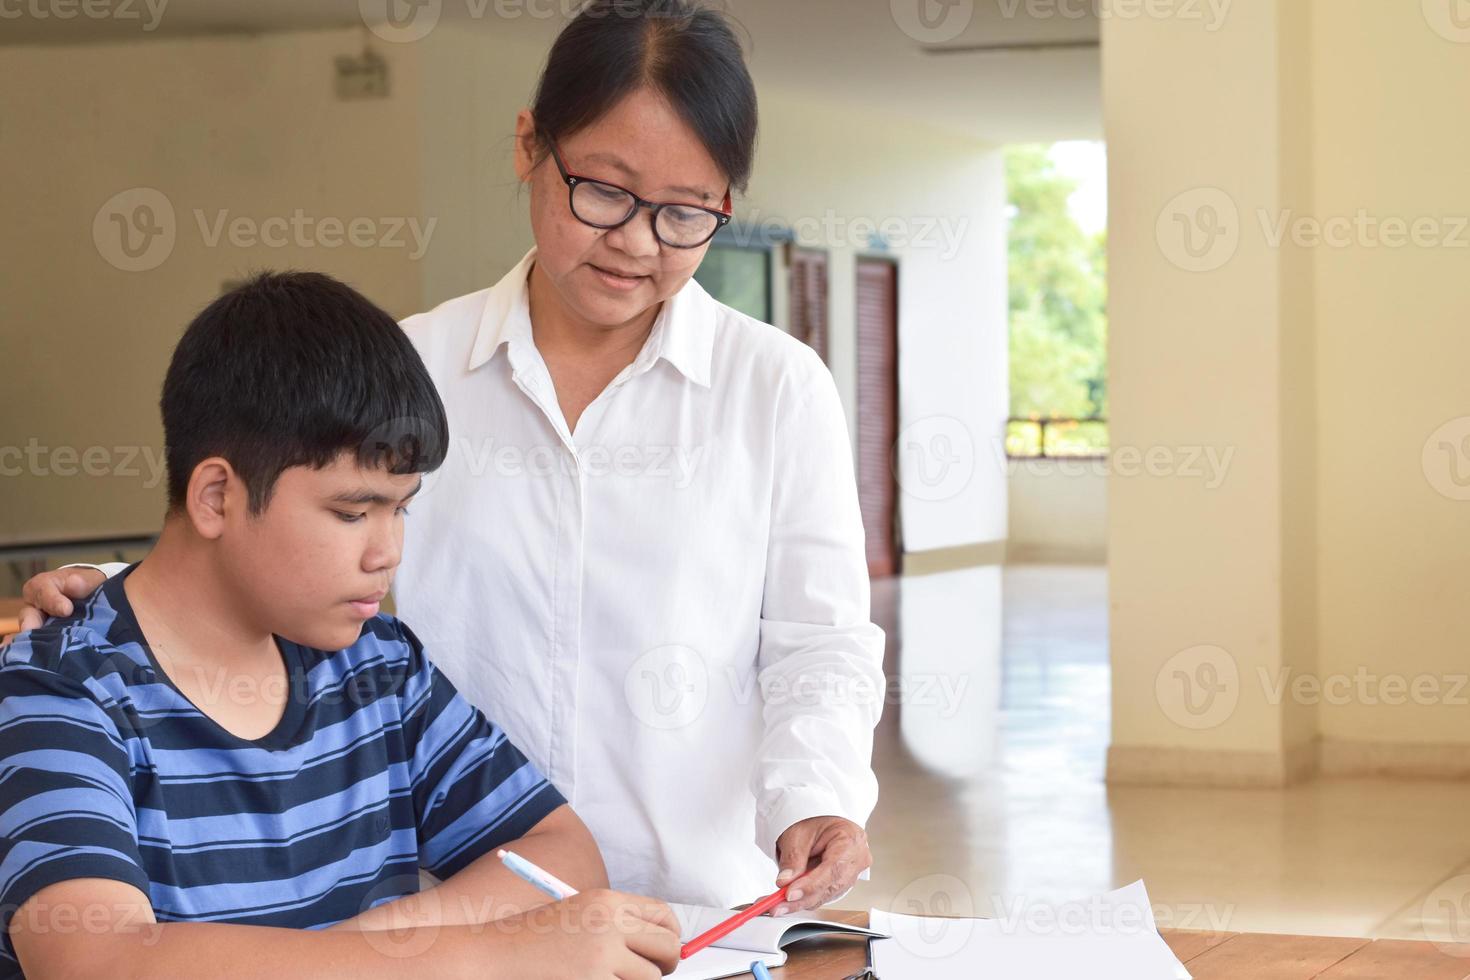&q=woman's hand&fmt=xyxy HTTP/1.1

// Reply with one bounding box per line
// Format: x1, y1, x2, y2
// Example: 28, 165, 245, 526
16, 567, 107, 632
772, 816, 872, 915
